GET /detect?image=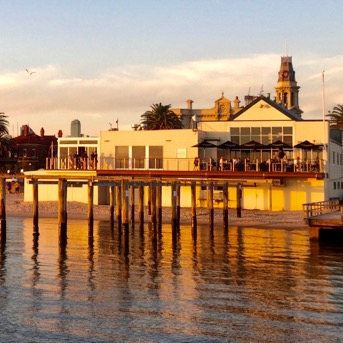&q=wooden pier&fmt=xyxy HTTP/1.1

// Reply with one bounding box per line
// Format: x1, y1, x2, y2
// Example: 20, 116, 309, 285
0, 173, 245, 245
303, 199, 343, 240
